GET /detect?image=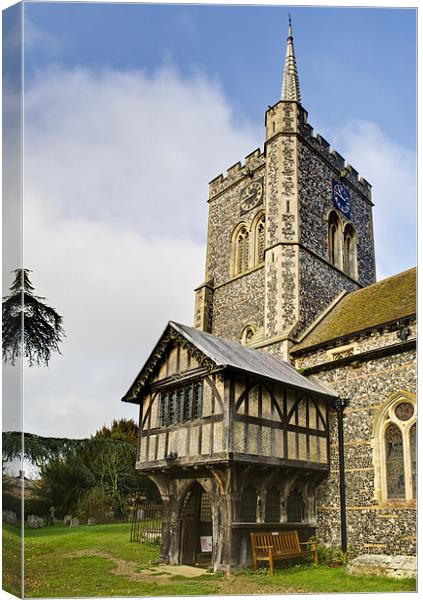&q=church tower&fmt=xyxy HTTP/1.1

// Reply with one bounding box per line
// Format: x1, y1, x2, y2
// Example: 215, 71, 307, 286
194, 19, 376, 360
